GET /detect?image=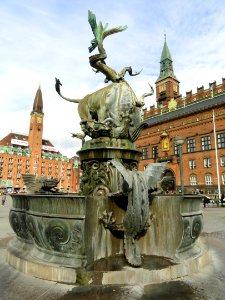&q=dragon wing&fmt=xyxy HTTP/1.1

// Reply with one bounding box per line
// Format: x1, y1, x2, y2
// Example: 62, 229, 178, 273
144, 162, 167, 190
110, 159, 132, 190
